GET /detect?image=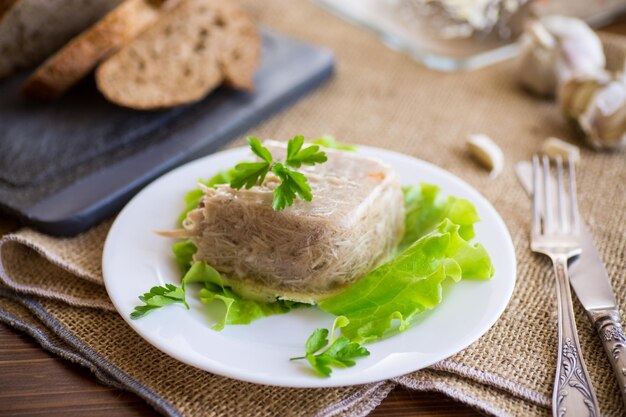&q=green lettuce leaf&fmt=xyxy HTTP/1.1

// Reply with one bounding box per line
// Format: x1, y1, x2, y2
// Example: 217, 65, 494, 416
399, 184, 480, 252
182, 262, 301, 330
319, 219, 494, 343
312, 135, 357, 152
172, 240, 197, 273
205, 167, 239, 188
